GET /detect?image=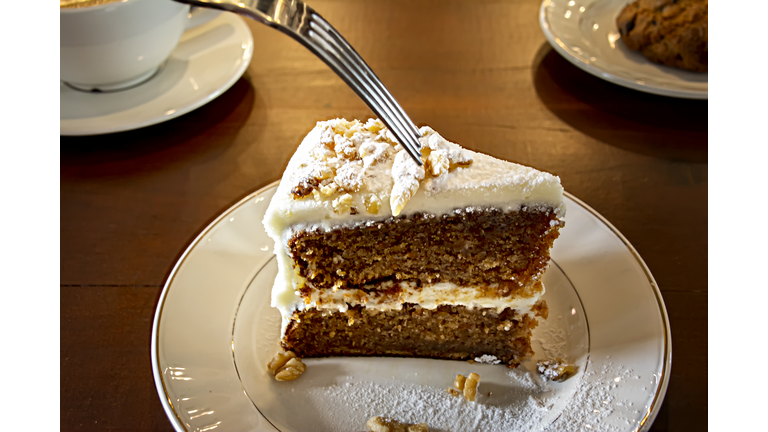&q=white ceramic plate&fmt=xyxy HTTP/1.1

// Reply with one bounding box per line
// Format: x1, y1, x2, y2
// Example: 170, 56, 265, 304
152, 182, 671, 432
60, 13, 253, 136
539, 0, 707, 99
